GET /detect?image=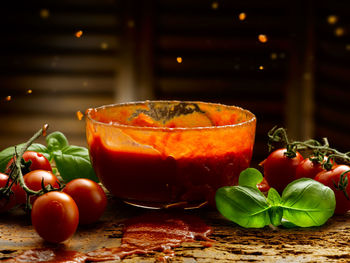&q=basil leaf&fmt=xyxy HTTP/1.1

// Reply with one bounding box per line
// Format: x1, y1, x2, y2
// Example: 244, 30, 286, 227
53, 145, 99, 183
267, 188, 281, 206
238, 168, 263, 188
267, 188, 283, 226
281, 178, 336, 227
215, 186, 271, 228
281, 218, 298, 229
46, 131, 69, 152
0, 143, 48, 172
